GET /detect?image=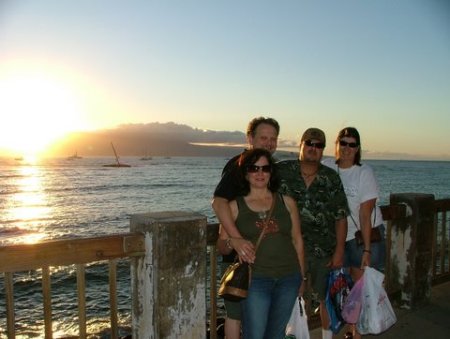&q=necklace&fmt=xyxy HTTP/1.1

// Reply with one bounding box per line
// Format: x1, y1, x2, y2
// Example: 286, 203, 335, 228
299, 161, 319, 178
258, 210, 268, 220
247, 192, 272, 219
301, 169, 318, 178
